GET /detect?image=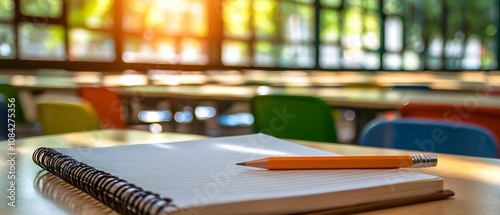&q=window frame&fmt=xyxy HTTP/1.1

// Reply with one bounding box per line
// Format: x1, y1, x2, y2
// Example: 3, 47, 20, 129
0, 0, 498, 72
